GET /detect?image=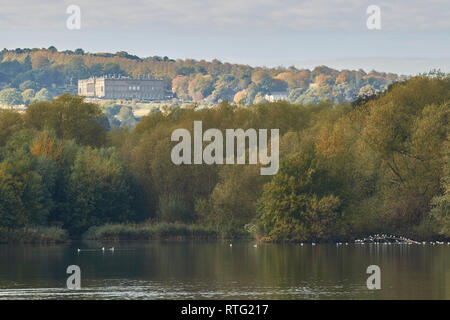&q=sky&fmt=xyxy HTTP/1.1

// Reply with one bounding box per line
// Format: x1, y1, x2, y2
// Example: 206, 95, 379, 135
1, 0, 449, 75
